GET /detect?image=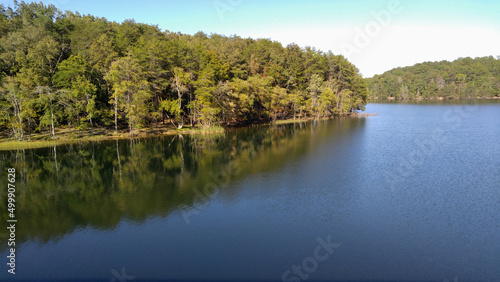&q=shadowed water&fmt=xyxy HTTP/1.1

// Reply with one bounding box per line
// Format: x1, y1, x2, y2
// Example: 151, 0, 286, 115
0, 100, 499, 281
